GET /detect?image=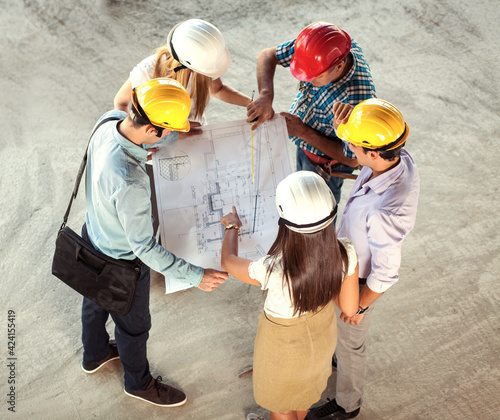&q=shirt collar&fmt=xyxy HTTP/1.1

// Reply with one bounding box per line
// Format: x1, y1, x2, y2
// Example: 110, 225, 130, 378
115, 123, 149, 163
361, 157, 405, 195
